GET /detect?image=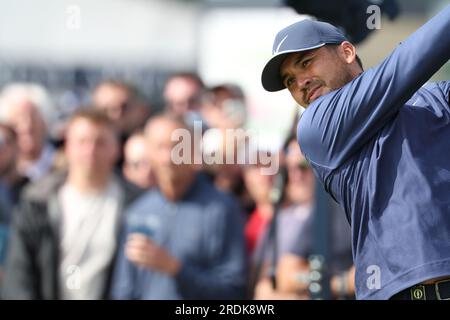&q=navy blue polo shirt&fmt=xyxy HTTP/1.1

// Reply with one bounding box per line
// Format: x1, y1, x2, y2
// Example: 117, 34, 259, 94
297, 5, 450, 299
111, 173, 247, 299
